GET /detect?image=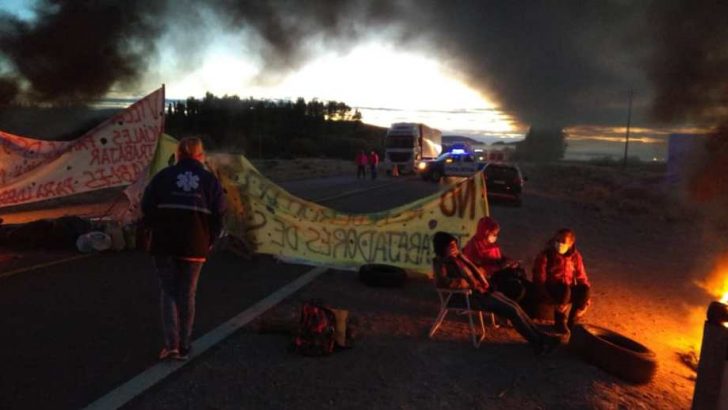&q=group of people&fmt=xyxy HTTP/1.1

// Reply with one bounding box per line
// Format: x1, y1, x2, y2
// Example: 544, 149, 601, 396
141, 137, 589, 360
355, 150, 380, 180
433, 216, 591, 355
